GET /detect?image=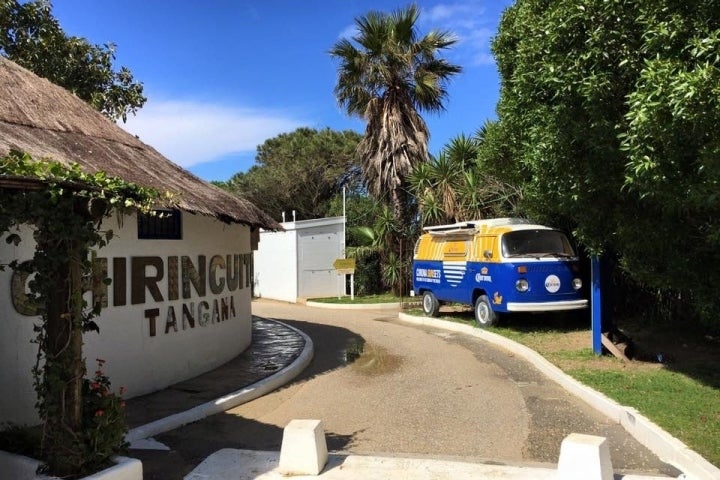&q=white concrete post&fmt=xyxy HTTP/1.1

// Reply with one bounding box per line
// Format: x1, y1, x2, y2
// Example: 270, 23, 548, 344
557, 433, 614, 480
278, 419, 328, 476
